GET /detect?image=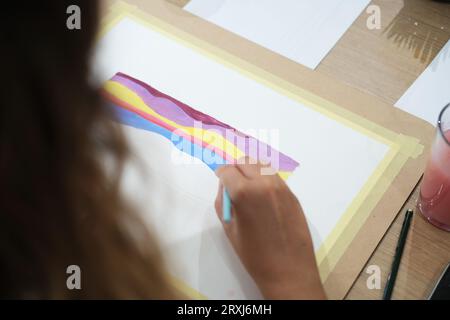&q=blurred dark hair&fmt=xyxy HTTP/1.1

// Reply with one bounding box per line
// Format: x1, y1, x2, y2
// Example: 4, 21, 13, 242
0, 1, 173, 298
